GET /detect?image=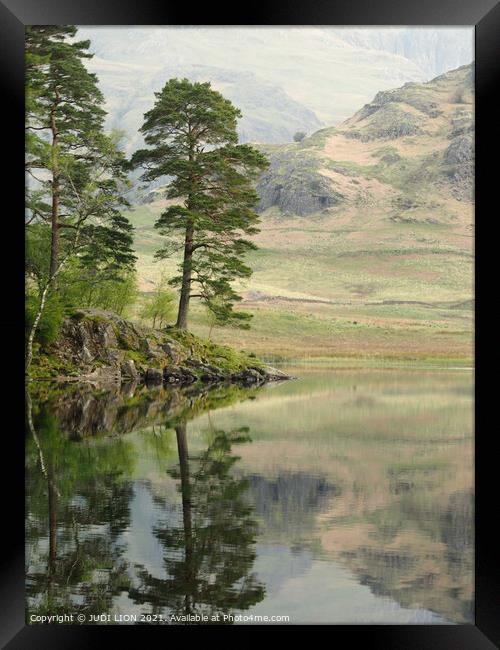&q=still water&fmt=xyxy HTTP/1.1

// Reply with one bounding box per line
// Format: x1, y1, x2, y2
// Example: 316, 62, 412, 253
26, 367, 474, 624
